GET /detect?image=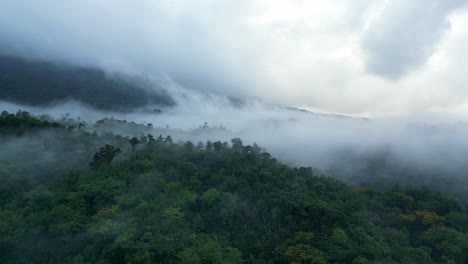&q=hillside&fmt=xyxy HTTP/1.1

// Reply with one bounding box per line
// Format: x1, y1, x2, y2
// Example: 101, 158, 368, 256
1, 111, 468, 264
0, 55, 174, 111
